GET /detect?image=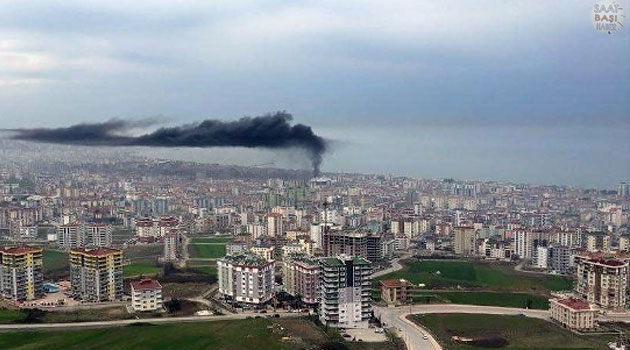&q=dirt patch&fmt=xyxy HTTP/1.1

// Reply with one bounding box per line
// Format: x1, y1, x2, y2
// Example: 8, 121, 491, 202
277, 318, 329, 345
162, 282, 211, 299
